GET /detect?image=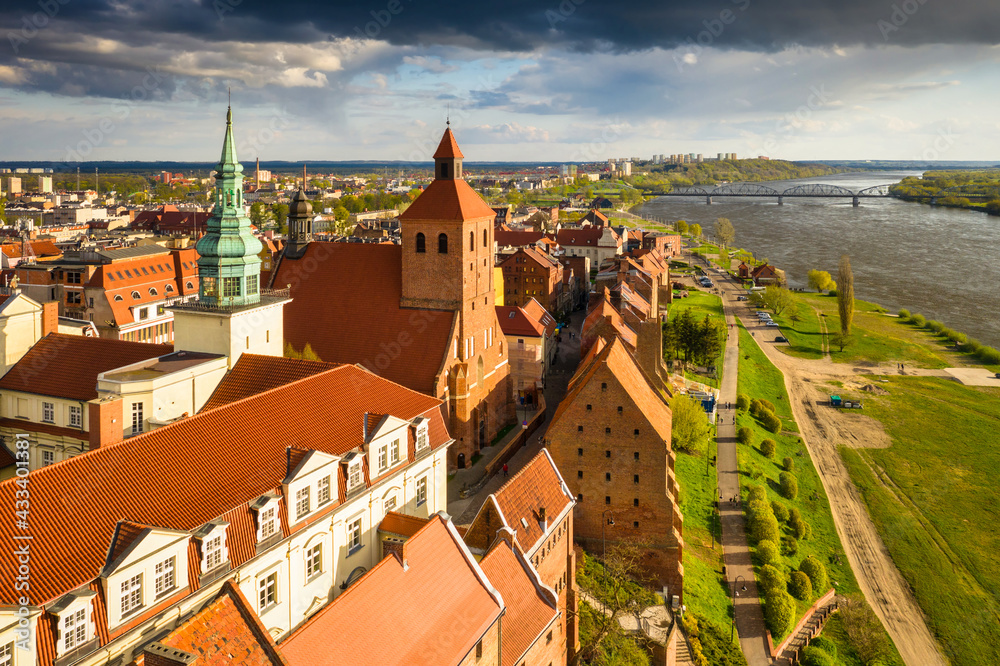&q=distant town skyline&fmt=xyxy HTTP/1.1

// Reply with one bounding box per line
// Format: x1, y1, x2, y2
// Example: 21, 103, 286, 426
0, 0, 998, 162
